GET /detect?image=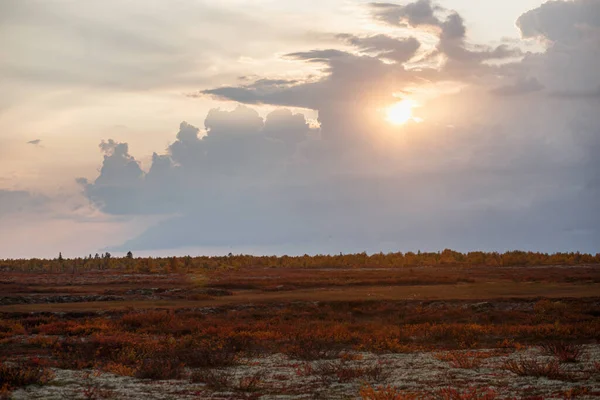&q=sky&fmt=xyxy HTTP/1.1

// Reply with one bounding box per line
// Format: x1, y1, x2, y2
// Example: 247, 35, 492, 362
0, 0, 599, 259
